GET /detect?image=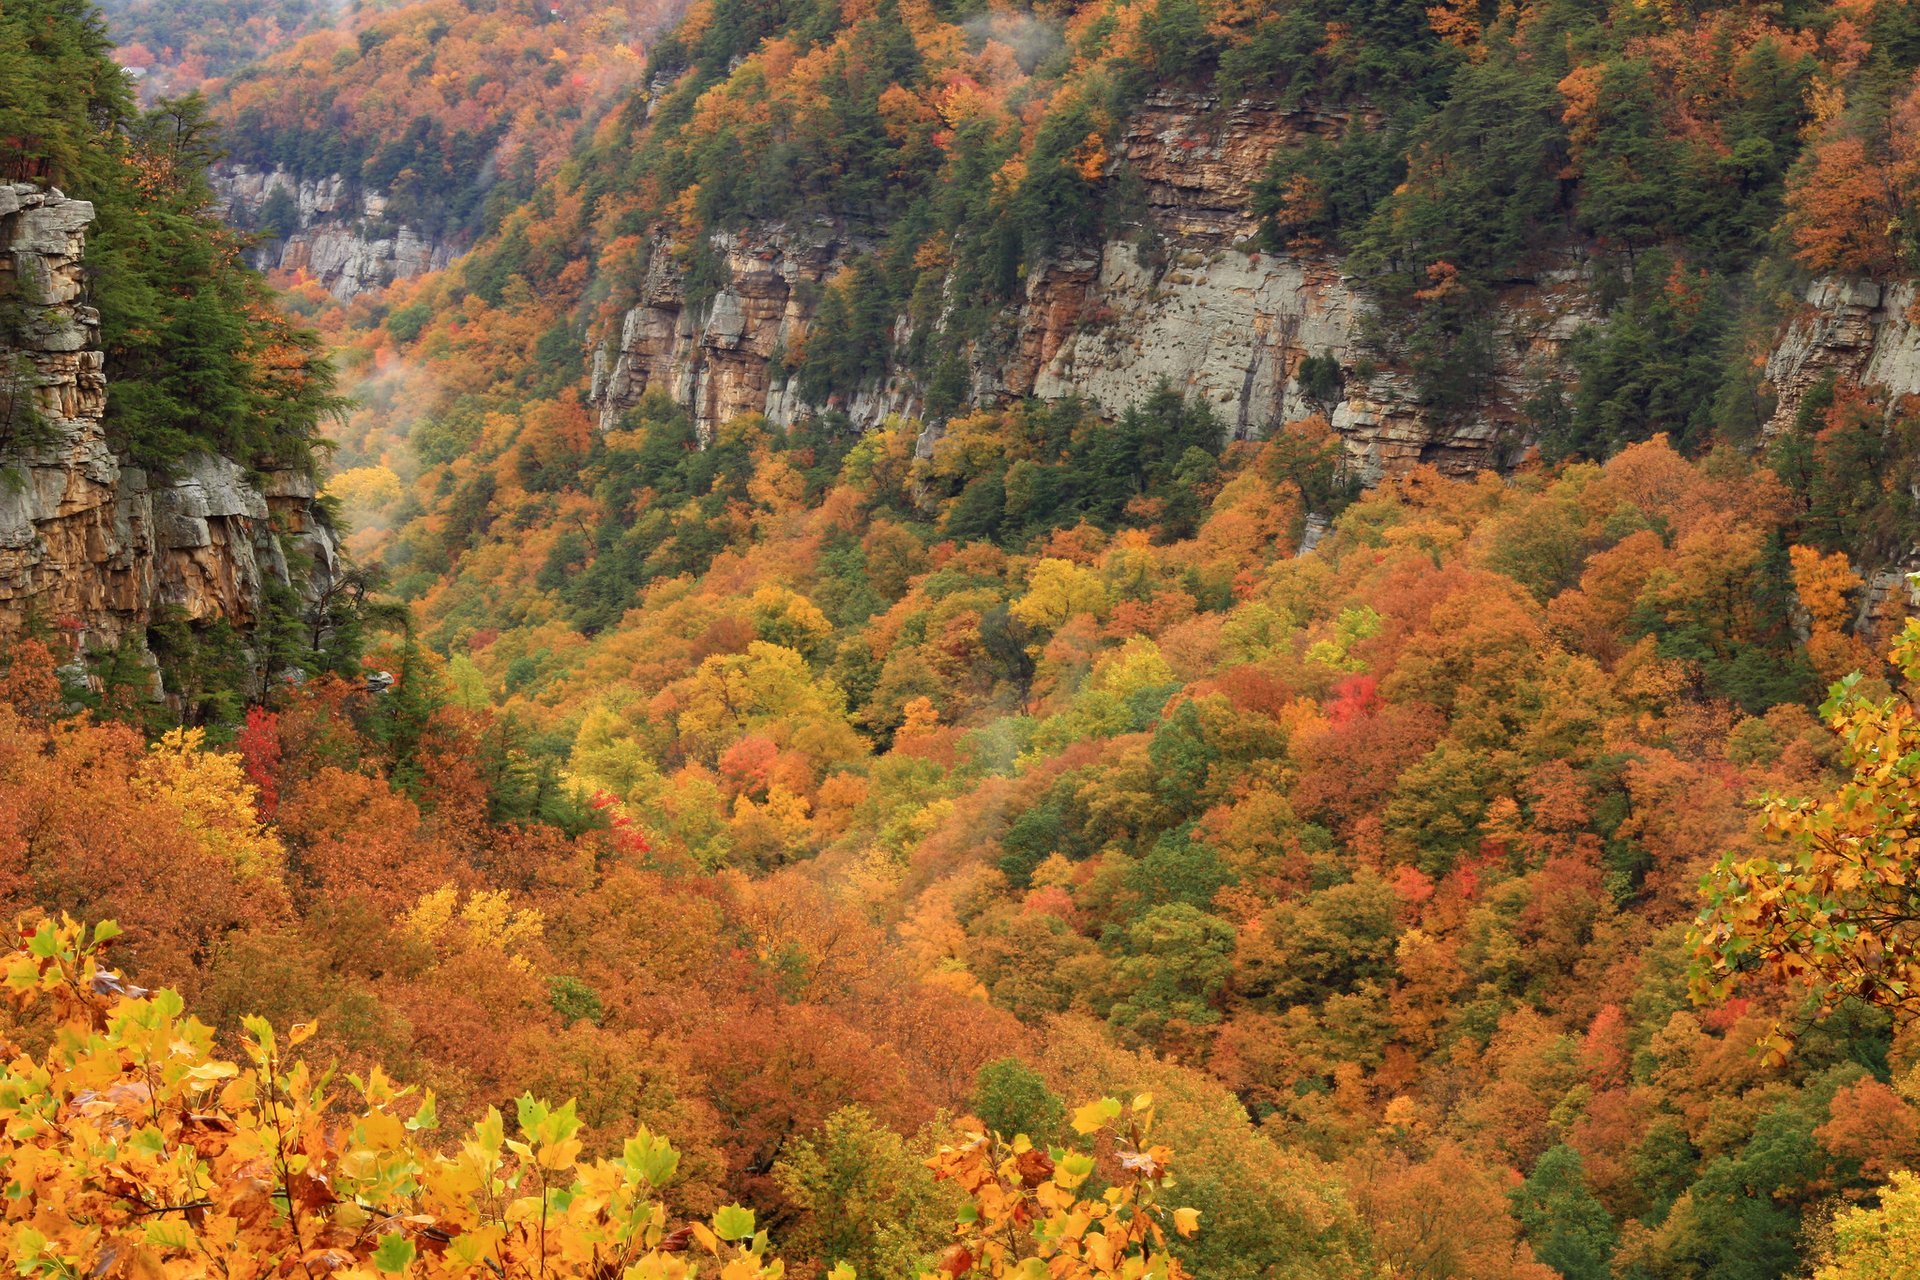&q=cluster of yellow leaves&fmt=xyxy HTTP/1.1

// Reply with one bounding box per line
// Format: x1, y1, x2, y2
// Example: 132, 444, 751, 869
922, 1094, 1198, 1280
402, 887, 546, 970
0, 918, 1201, 1280
326, 466, 407, 522
1691, 618, 1920, 1058
1012, 561, 1111, 634
0, 918, 787, 1280
1818, 1168, 1920, 1278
